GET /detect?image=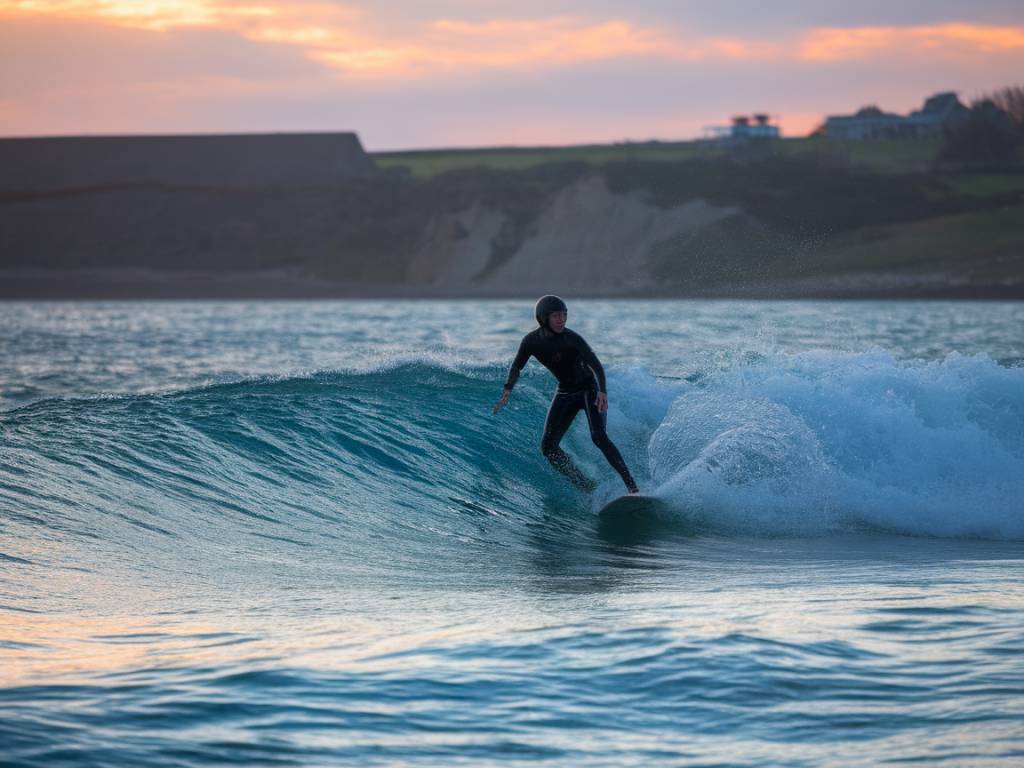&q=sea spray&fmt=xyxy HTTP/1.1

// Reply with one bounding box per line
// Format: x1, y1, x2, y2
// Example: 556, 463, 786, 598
649, 350, 1024, 538
4, 352, 1023, 549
